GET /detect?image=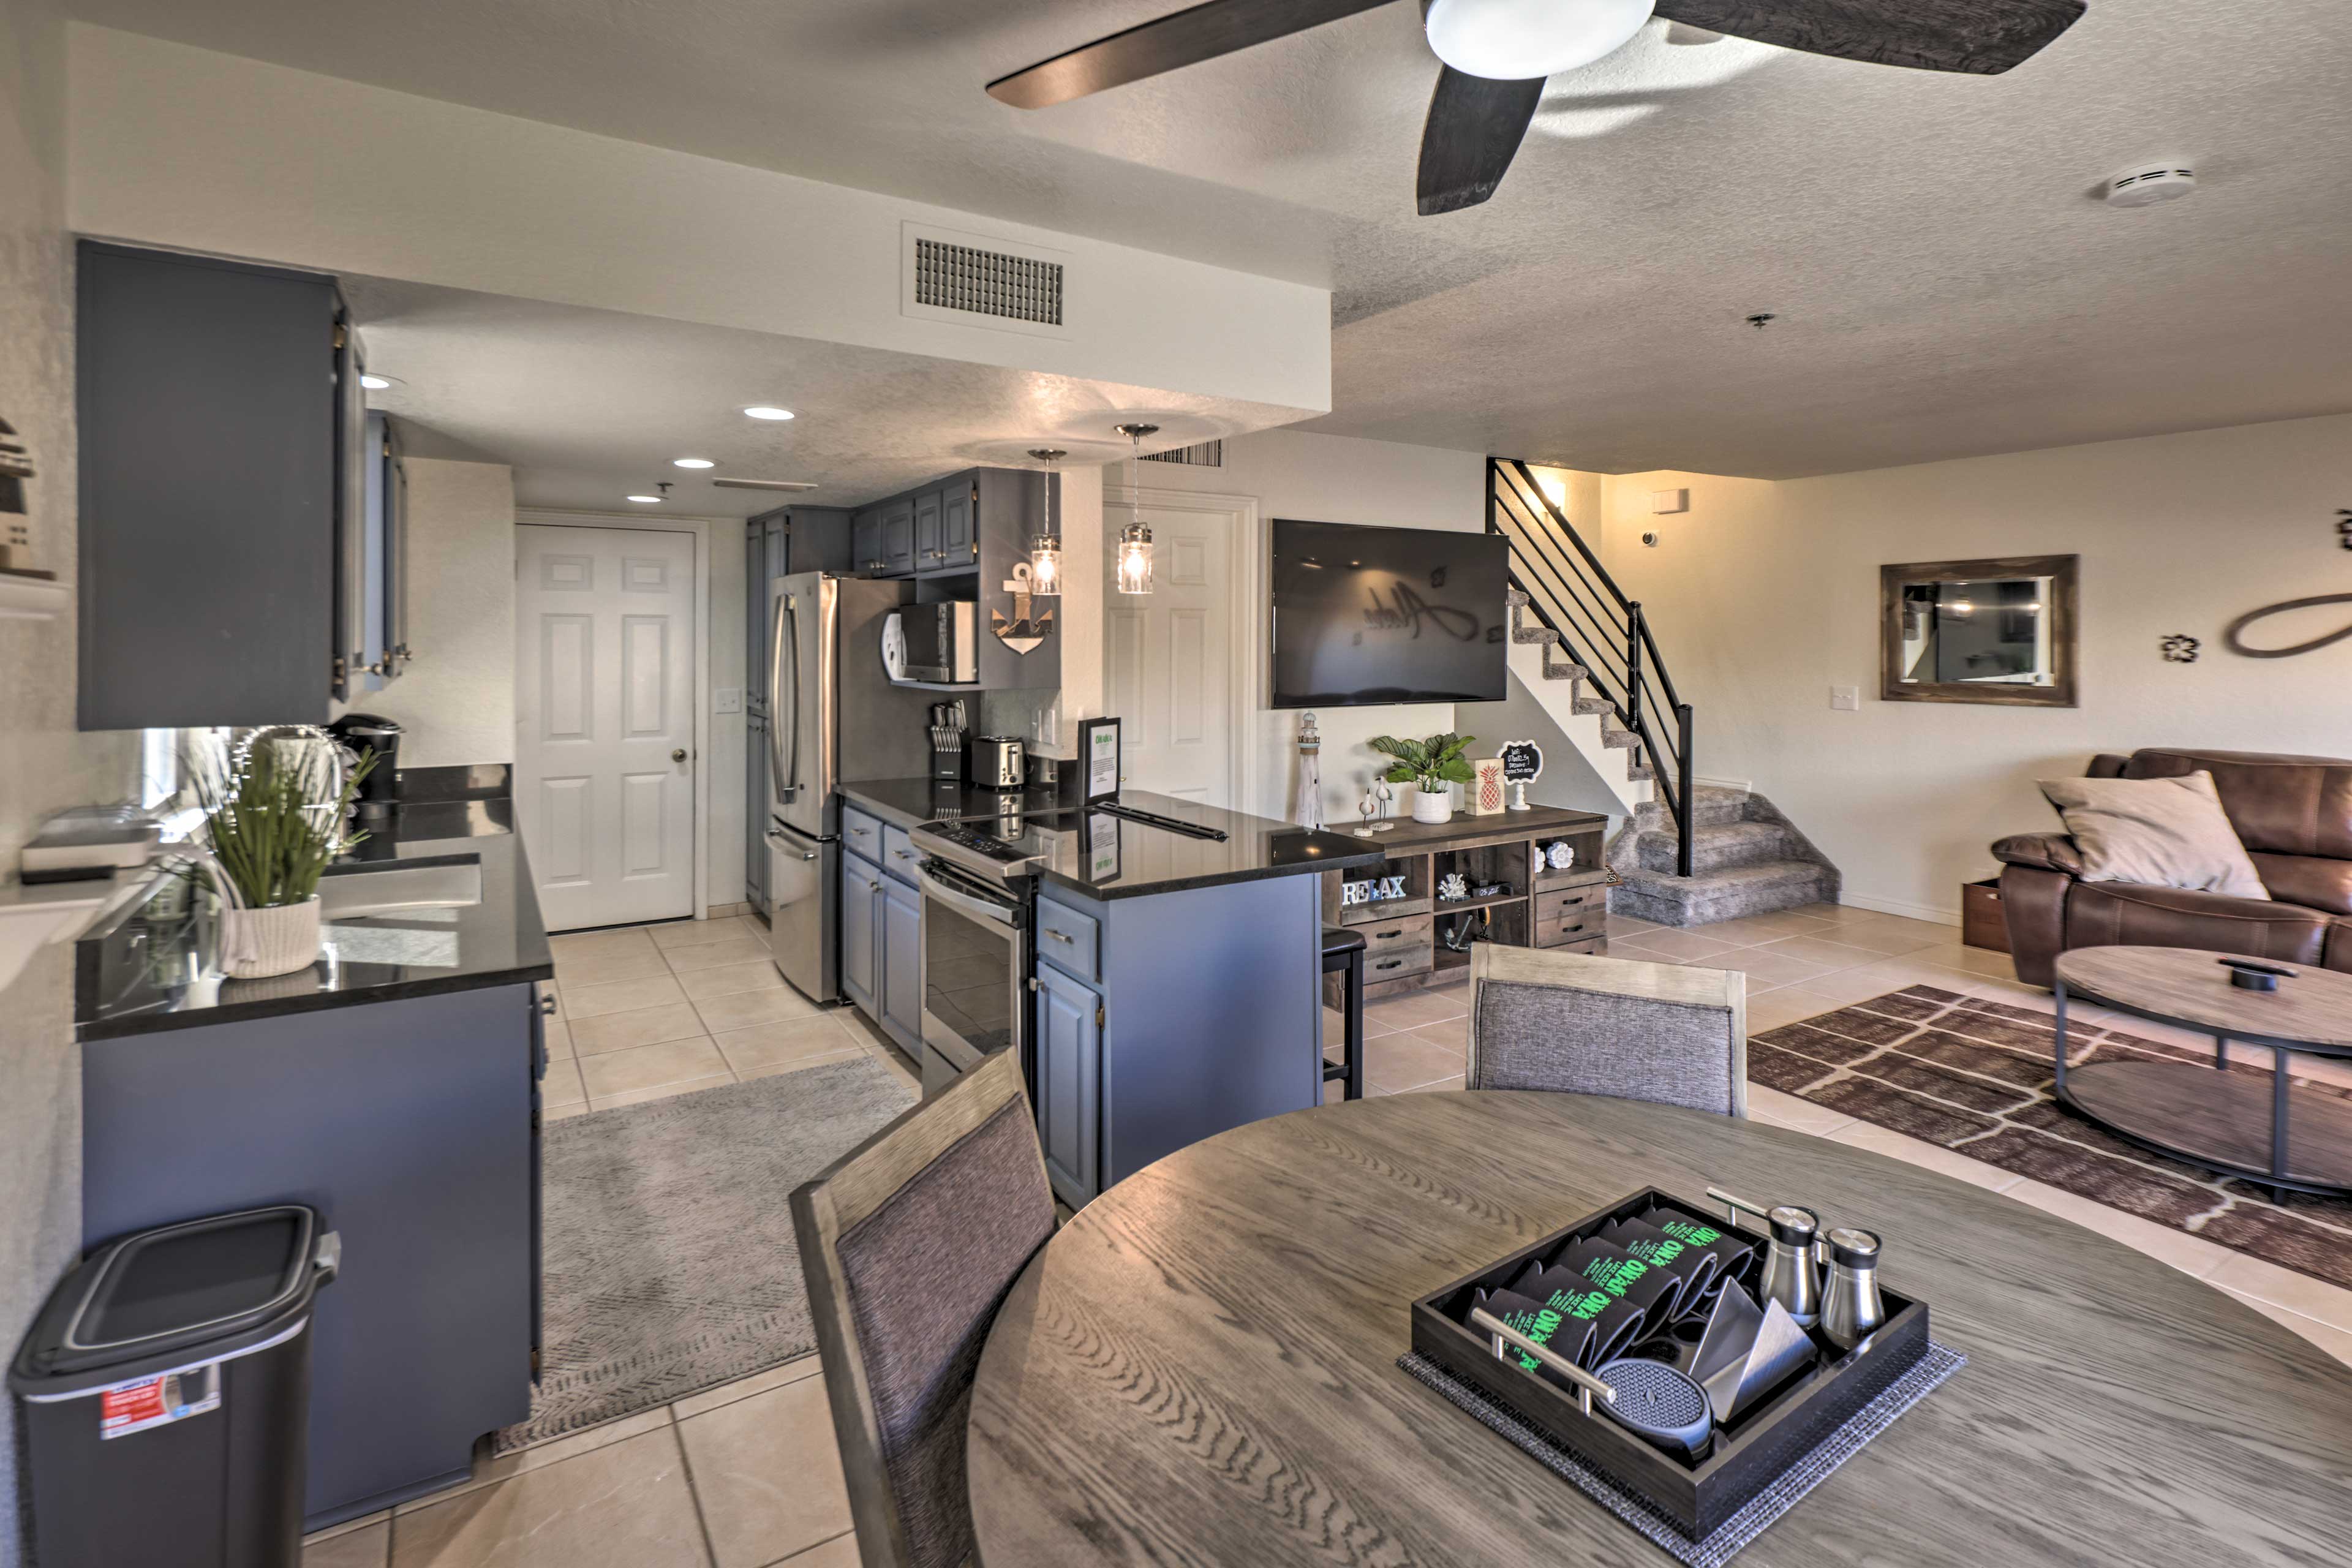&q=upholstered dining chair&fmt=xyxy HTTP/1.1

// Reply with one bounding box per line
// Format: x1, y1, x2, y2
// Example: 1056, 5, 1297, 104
791, 1050, 1057, 1568
1465, 944, 1748, 1117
